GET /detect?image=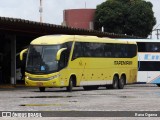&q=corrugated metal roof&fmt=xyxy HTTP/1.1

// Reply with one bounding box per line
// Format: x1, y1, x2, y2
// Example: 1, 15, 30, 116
0, 16, 141, 38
